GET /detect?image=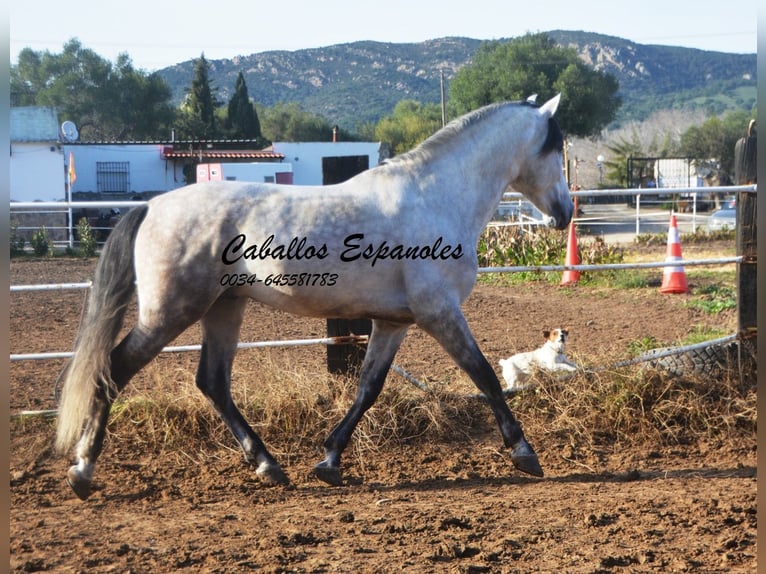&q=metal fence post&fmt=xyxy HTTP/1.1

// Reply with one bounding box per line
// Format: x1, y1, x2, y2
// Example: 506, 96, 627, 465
326, 319, 372, 374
